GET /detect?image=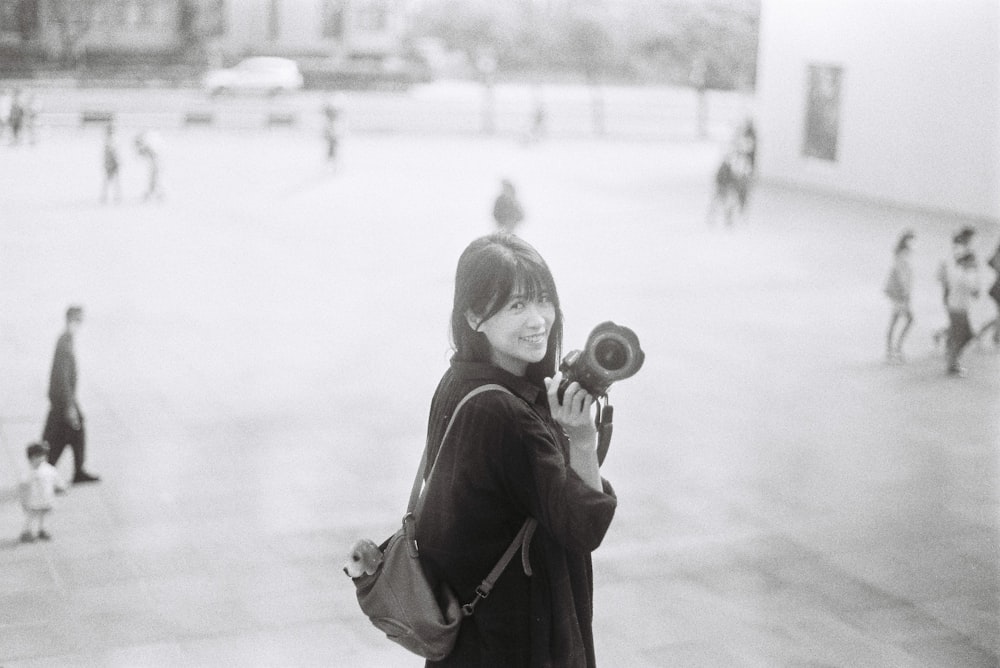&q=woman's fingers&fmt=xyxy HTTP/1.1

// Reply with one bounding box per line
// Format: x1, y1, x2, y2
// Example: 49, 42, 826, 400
546, 372, 577, 408
561, 381, 582, 411
545, 372, 561, 402
546, 374, 595, 426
